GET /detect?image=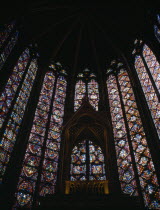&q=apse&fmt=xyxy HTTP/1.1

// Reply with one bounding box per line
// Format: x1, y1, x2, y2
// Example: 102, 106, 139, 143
0, 2, 160, 210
